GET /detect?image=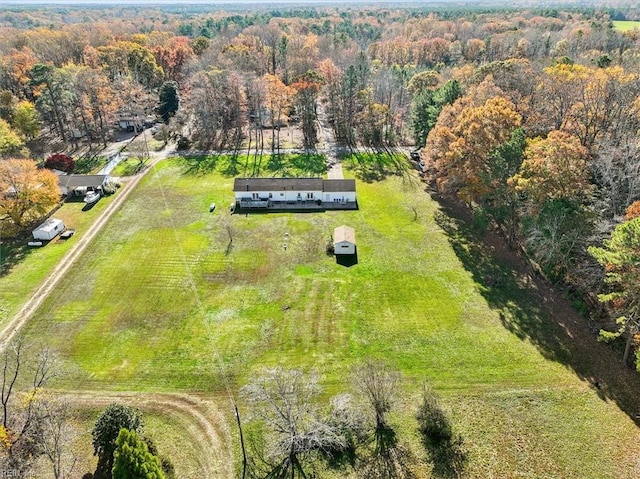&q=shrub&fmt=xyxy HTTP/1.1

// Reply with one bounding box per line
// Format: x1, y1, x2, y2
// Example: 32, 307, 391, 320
44, 153, 75, 173
416, 386, 452, 447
